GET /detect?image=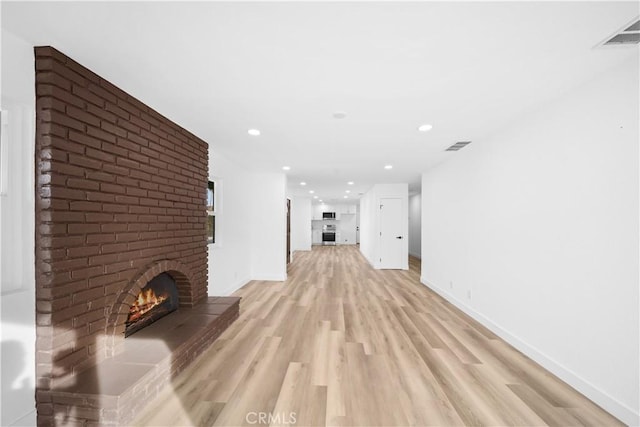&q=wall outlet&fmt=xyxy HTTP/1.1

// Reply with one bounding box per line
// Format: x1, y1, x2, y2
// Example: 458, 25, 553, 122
467, 289, 472, 300
449, 281, 453, 289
